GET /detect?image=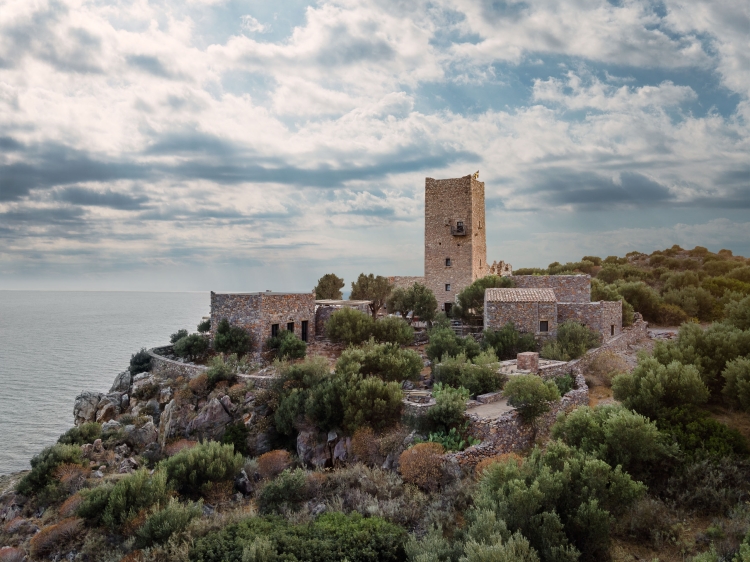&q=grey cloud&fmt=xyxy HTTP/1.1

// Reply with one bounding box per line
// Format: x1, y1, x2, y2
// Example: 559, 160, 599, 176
316, 29, 396, 66
126, 55, 174, 78
55, 187, 150, 210
480, 0, 530, 23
